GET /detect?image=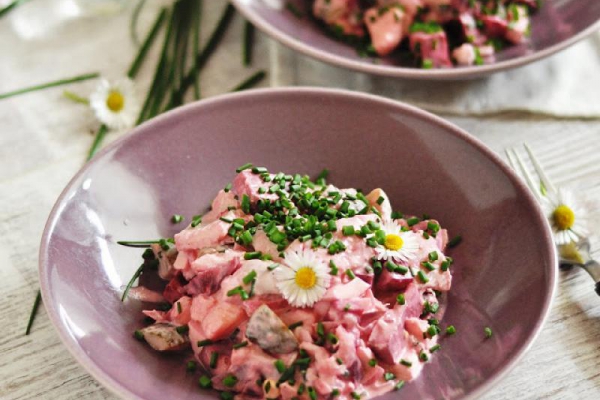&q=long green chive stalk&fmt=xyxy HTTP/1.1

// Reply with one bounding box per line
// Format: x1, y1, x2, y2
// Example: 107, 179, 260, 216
231, 70, 266, 92
121, 264, 145, 301
166, 0, 195, 111
86, 124, 108, 161
168, 3, 236, 107
130, 0, 147, 46
243, 21, 255, 66
117, 240, 160, 248
0, 72, 99, 100
137, 7, 176, 123
0, 0, 30, 19
148, 5, 179, 116
128, 7, 167, 78
25, 290, 41, 335
63, 90, 89, 104
192, 0, 202, 99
